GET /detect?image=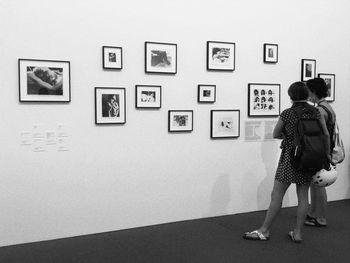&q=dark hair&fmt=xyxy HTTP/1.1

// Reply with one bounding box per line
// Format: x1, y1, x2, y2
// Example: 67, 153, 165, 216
288, 81, 309, 101
306, 78, 328, 99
